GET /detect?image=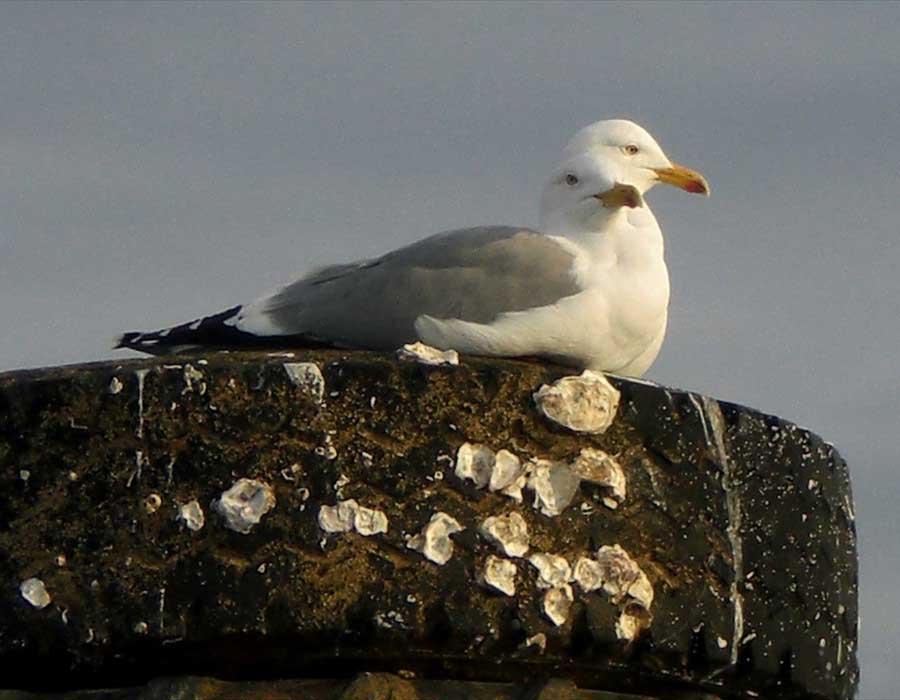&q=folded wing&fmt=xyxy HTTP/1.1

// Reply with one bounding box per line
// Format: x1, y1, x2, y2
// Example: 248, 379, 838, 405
117, 226, 580, 355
